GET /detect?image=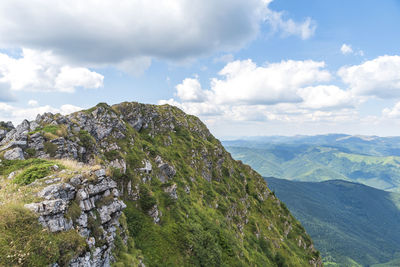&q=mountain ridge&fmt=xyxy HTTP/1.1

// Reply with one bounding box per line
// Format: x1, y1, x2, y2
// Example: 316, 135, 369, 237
0, 101, 321, 266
